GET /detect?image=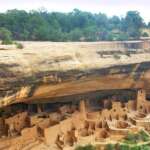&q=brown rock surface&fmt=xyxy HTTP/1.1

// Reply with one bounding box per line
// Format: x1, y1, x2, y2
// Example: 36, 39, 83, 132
0, 40, 150, 107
